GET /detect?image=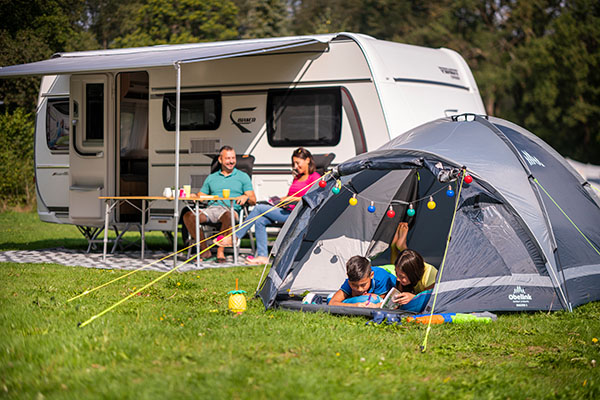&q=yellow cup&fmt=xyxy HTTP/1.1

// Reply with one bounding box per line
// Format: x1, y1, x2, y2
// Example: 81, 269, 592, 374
222, 188, 230, 199
183, 185, 191, 197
